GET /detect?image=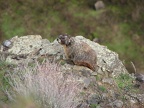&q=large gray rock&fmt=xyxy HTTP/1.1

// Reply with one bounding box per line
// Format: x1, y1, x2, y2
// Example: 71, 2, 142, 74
1, 35, 143, 108
2, 35, 42, 55
0, 35, 43, 63
0, 35, 62, 64
0, 35, 128, 77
